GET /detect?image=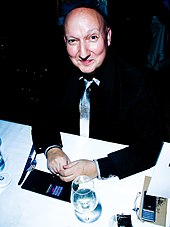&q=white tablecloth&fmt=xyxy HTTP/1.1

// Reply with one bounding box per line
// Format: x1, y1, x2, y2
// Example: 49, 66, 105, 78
0, 120, 169, 227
